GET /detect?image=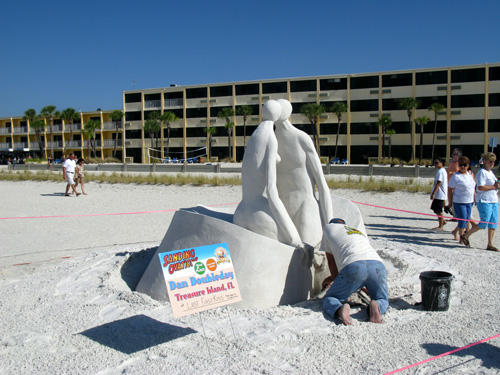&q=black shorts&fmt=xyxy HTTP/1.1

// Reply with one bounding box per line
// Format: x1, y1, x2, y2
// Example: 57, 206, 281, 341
431, 199, 445, 215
